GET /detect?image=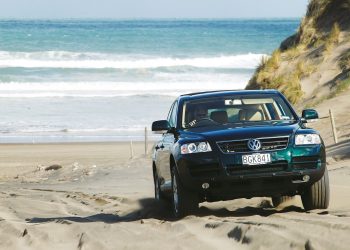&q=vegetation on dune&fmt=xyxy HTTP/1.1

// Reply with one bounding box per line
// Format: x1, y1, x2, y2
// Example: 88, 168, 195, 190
329, 74, 350, 98
295, 61, 317, 79
253, 50, 281, 84
306, 72, 350, 108
246, 49, 315, 104
247, 50, 280, 90
248, 48, 324, 104
246, 0, 350, 105
286, 0, 349, 50
283, 46, 303, 60
339, 49, 350, 71
336, 76, 350, 93
324, 23, 341, 54
279, 73, 304, 104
